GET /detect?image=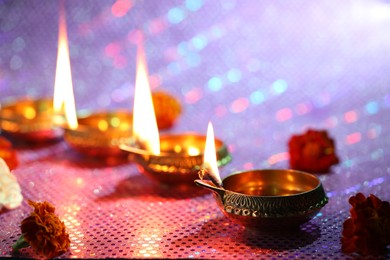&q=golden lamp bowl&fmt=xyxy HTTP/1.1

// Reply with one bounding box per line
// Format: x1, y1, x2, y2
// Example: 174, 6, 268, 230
0, 98, 63, 142
120, 133, 232, 185
63, 110, 133, 157
195, 169, 328, 229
